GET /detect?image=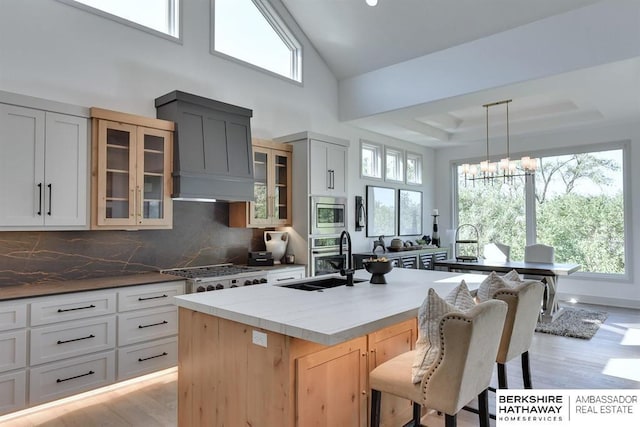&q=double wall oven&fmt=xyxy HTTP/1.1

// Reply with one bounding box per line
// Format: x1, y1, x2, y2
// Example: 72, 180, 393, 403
309, 235, 348, 276
309, 196, 349, 276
